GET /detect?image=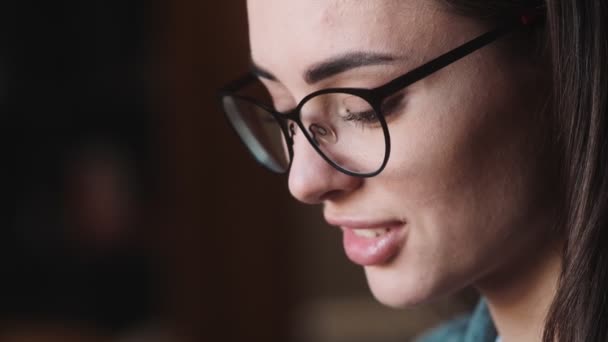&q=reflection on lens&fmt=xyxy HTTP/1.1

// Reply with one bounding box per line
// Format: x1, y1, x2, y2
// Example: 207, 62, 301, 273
308, 123, 337, 145
223, 96, 289, 173
300, 92, 386, 174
